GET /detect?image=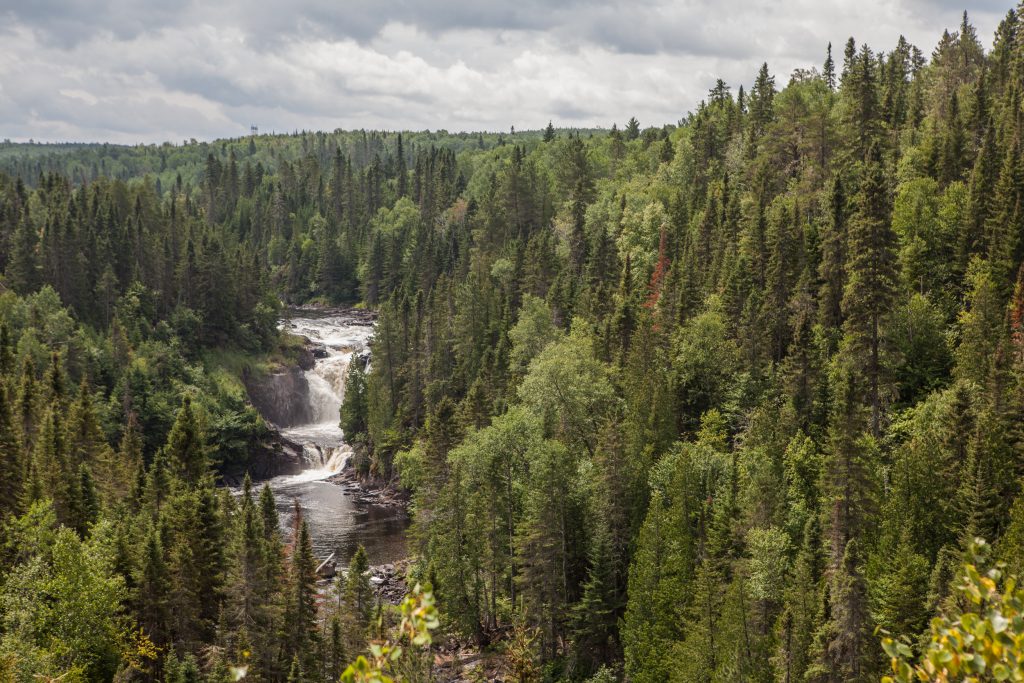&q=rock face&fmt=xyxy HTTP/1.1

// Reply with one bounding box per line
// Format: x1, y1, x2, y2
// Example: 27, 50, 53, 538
245, 365, 314, 429
221, 432, 305, 485
236, 367, 315, 482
